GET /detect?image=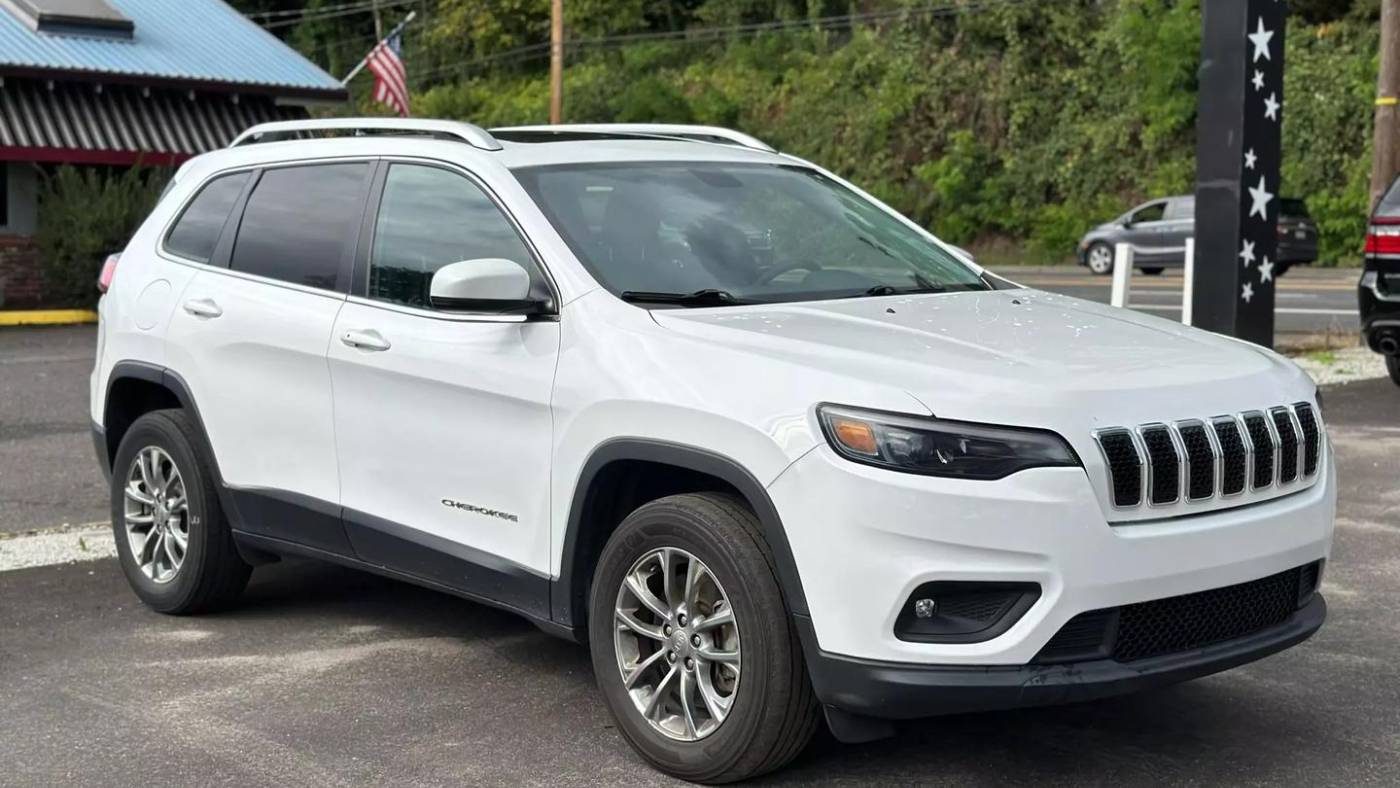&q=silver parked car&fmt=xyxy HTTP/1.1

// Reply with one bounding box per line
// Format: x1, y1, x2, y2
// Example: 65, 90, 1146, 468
1076, 195, 1319, 276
